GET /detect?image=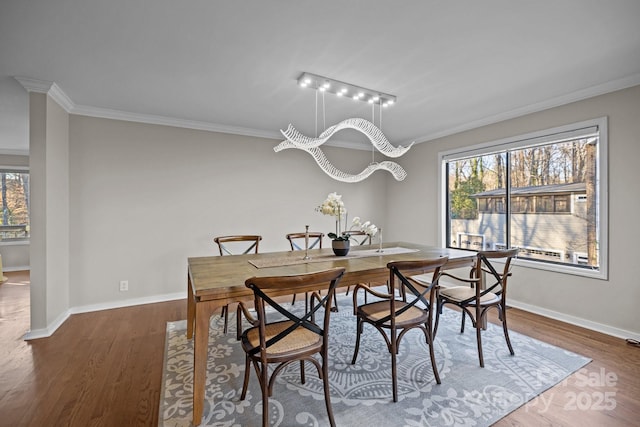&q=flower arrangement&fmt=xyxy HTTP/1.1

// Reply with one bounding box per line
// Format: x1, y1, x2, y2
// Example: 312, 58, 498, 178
316, 192, 347, 240
316, 192, 378, 241
351, 216, 378, 238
